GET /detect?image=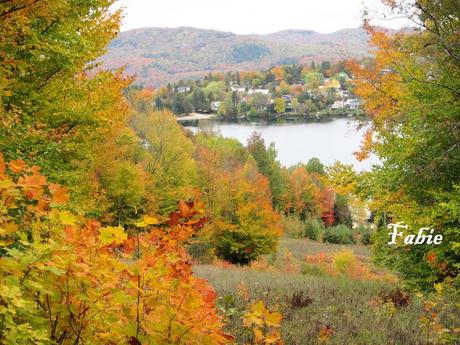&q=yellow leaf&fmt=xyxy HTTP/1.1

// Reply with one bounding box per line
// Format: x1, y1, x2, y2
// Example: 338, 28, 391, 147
99, 226, 127, 245
135, 215, 159, 228
265, 311, 282, 327
0, 223, 18, 237
59, 211, 77, 226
